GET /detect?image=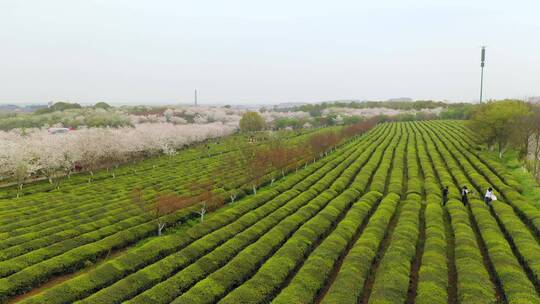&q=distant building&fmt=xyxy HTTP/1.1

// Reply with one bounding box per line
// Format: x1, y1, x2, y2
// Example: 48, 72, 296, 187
26, 104, 48, 112
0, 104, 19, 112
48, 127, 70, 134
273, 102, 310, 109
528, 97, 540, 103
0, 104, 47, 113
386, 97, 413, 102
